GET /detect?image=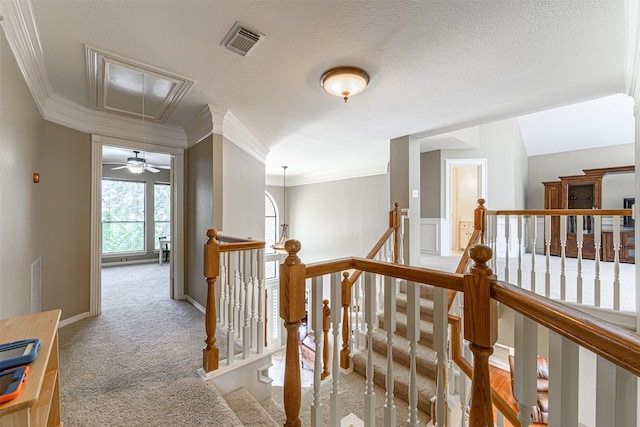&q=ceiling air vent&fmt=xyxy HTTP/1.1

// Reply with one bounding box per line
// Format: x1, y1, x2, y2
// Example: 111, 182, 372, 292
221, 22, 264, 57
